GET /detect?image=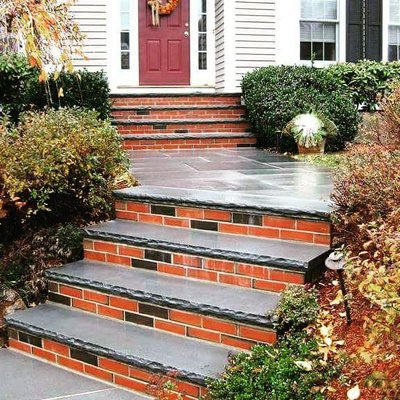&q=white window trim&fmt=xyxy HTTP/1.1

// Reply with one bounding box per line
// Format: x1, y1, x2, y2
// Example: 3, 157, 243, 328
107, 0, 215, 93
276, 0, 345, 66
